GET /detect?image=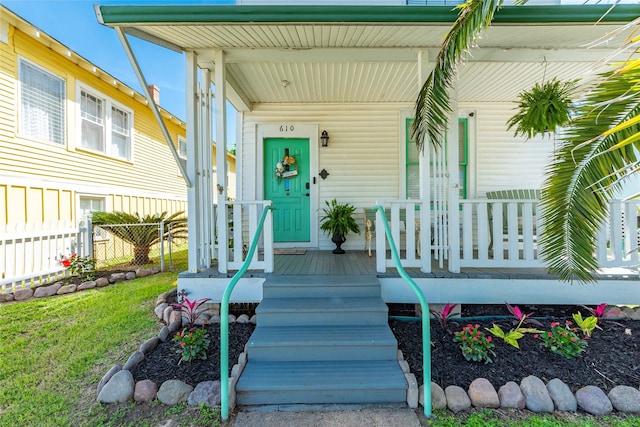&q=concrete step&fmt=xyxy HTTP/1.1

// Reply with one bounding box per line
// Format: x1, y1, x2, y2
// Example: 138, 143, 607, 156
255, 296, 388, 326
236, 360, 408, 406
246, 325, 398, 361
263, 275, 381, 299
